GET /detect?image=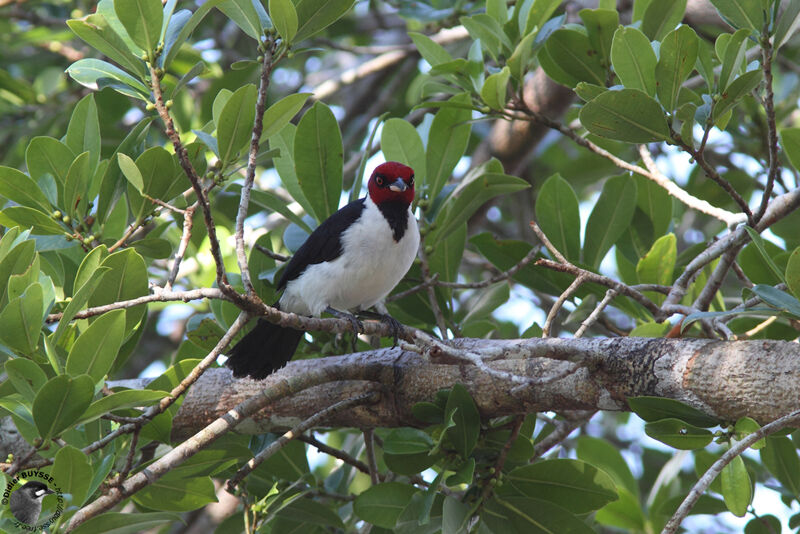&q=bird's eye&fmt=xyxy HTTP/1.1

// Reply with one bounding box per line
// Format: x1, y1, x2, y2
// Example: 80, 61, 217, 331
375, 176, 385, 186
409, 174, 414, 186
